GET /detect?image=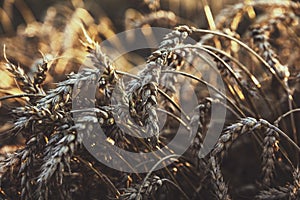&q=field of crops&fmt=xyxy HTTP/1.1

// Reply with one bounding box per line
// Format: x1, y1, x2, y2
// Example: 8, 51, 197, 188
0, 0, 300, 199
